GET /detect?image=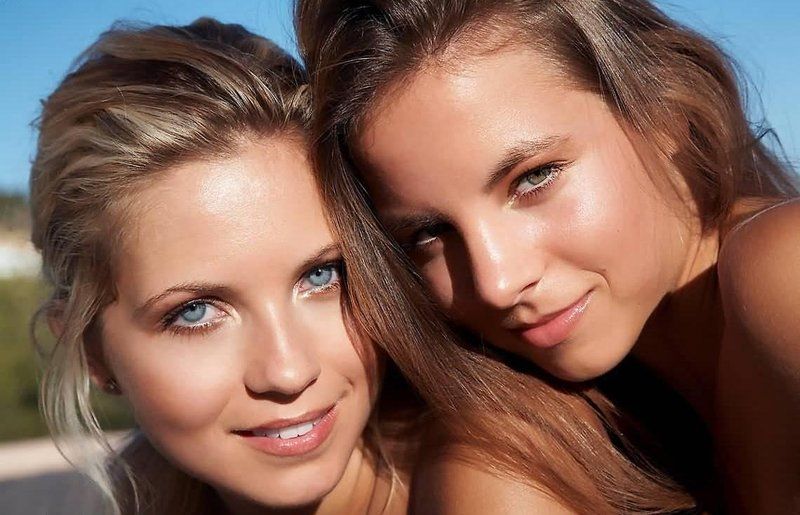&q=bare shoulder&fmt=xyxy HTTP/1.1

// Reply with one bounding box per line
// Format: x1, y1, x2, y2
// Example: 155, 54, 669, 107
410, 451, 574, 515
718, 198, 800, 348
714, 198, 800, 513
